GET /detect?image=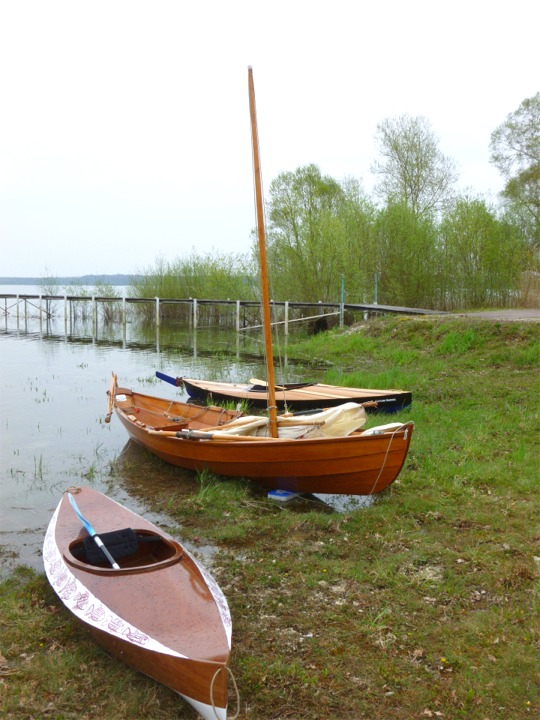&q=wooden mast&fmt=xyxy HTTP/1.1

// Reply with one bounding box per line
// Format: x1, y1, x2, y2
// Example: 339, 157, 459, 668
248, 66, 278, 438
